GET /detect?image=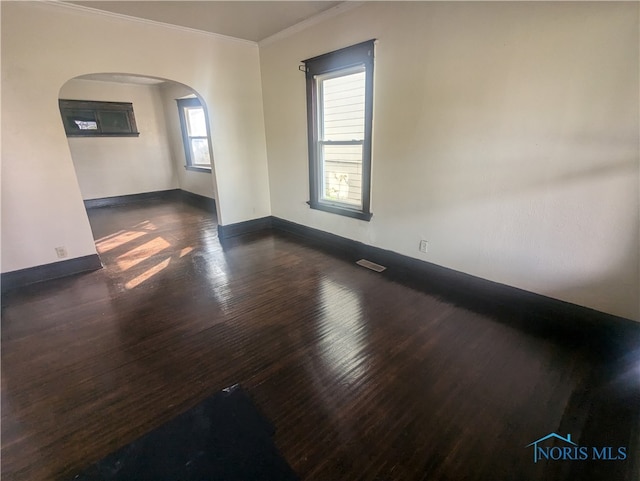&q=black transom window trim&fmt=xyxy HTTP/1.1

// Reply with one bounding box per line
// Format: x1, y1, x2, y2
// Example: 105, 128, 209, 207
59, 99, 139, 137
